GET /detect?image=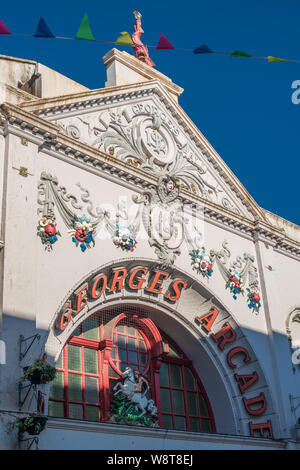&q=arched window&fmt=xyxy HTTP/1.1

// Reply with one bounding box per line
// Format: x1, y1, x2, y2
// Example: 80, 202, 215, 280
49, 309, 216, 433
